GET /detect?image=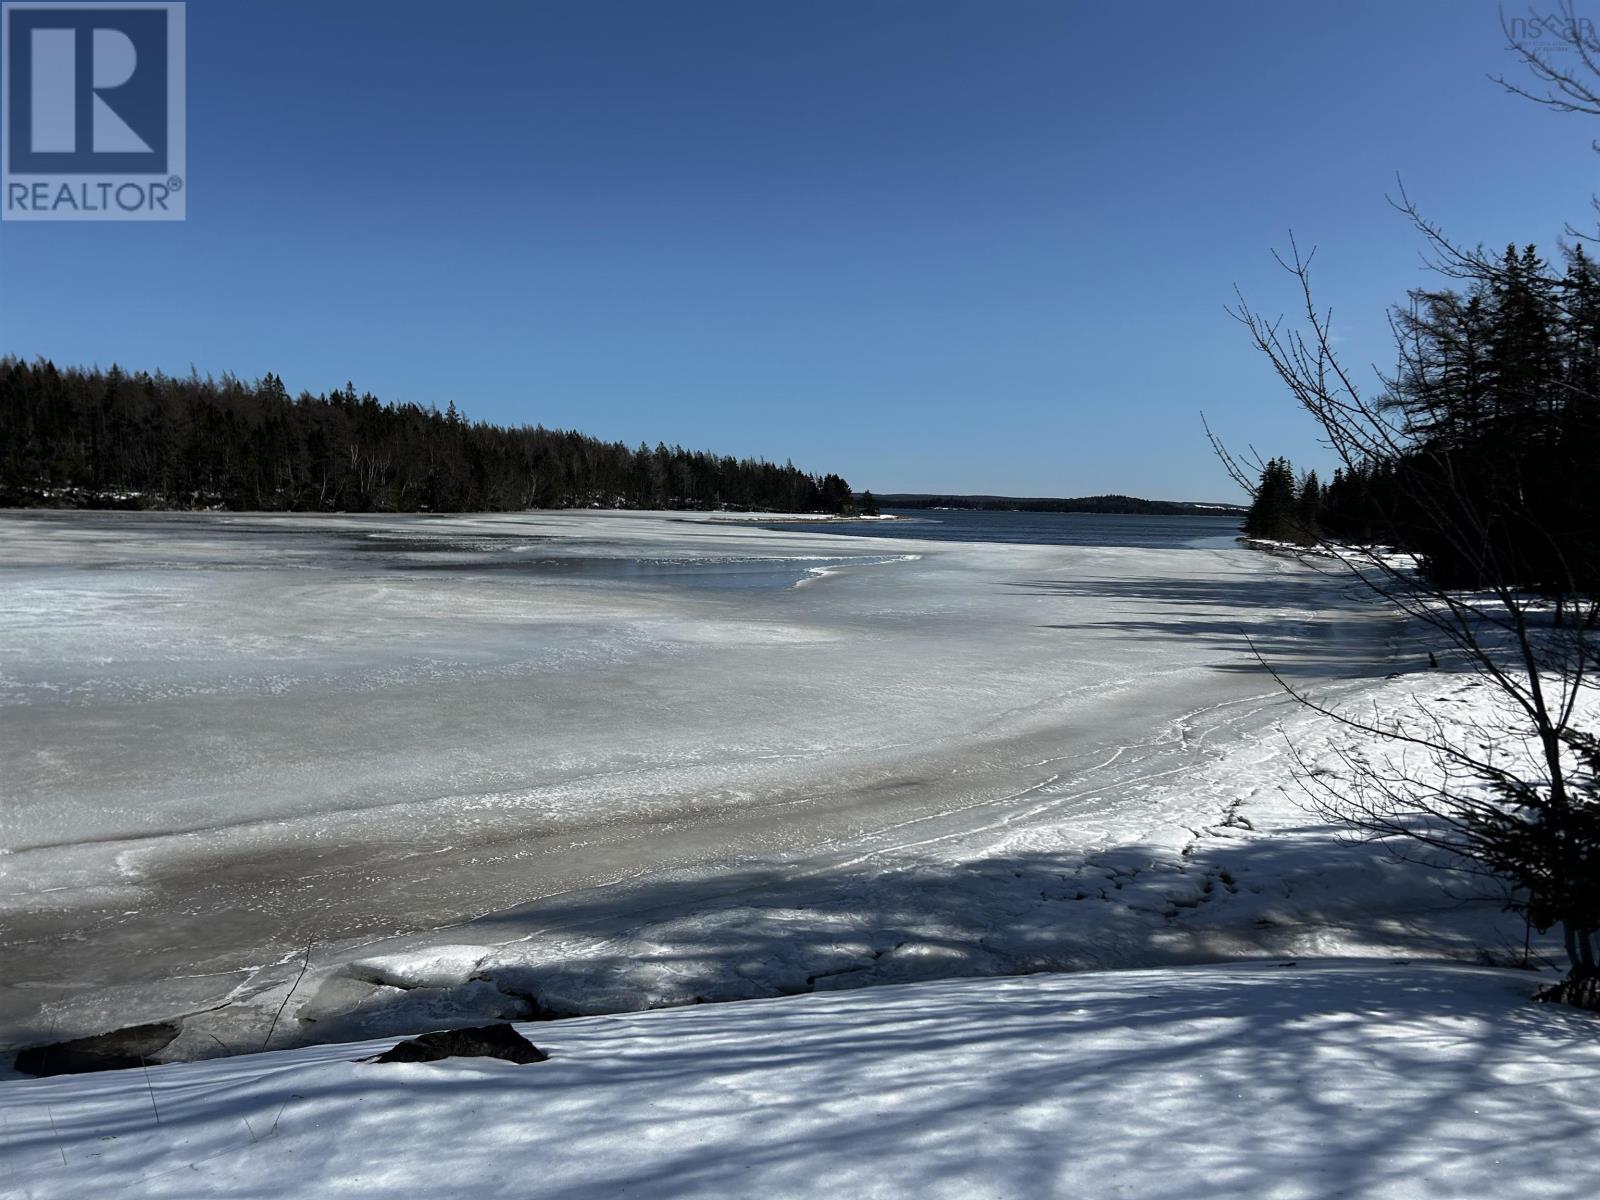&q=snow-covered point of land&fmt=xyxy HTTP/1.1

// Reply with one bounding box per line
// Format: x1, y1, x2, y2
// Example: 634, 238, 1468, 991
1237, 537, 1420, 575
3, 962, 1596, 1200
